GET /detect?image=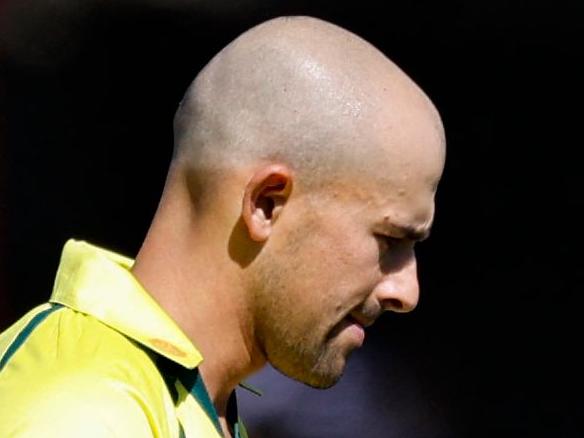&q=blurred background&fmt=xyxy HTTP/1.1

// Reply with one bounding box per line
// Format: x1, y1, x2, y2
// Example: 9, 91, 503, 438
1, 1, 582, 437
